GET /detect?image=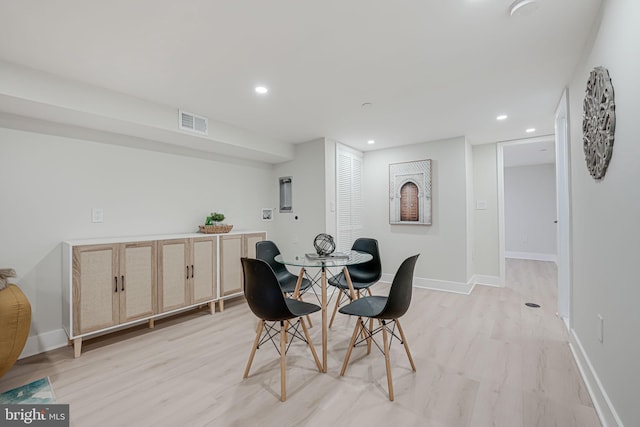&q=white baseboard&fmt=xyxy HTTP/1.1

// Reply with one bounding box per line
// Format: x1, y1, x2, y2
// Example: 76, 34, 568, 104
20, 328, 68, 359
381, 273, 474, 295
470, 274, 503, 287
569, 328, 624, 427
505, 251, 558, 263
